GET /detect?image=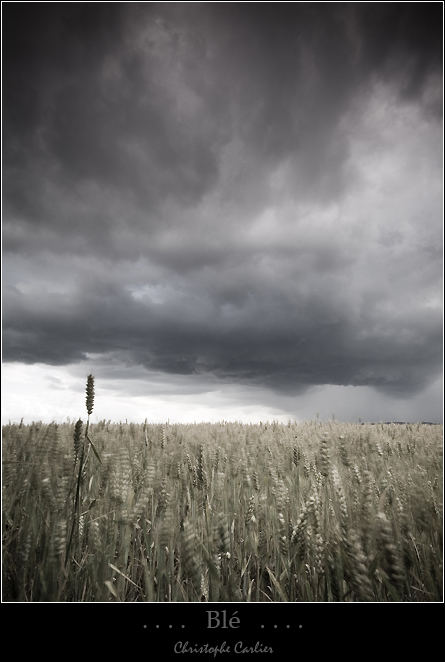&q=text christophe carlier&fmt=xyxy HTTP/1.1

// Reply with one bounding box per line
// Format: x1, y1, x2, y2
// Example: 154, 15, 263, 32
173, 611, 274, 656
